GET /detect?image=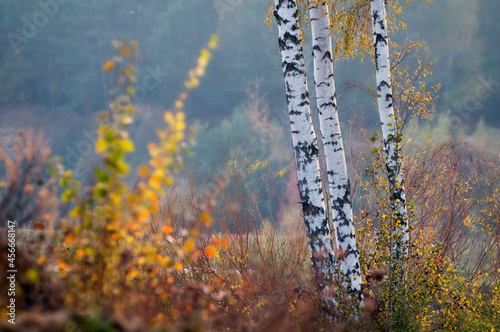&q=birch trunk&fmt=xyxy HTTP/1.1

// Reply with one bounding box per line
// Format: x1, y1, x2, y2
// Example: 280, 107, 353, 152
370, 0, 409, 261
274, 0, 336, 304
309, 1, 362, 301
